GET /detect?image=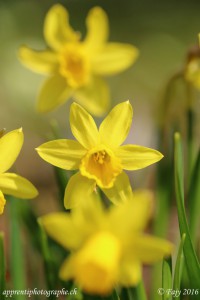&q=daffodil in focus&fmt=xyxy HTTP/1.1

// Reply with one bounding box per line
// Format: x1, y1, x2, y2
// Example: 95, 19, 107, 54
40, 191, 173, 295
0, 128, 38, 215
18, 4, 138, 116
36, 101, 164, 208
